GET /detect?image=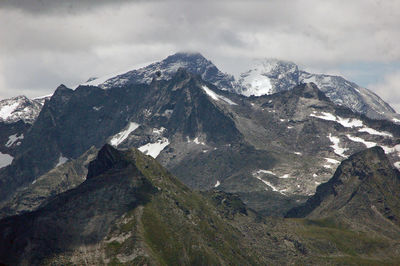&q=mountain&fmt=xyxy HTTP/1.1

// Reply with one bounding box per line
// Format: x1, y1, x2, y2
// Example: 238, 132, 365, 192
0, 145, 264, 265
0, 95, 46, 124
84, 52, 235, 91
235, 59, 400, 121
0, 146, 98, 219
0, 95, 50, 169
2, 68, 400, 218
83, 53, 398, 122
286, 146, 400, 236
1, 145, 400, 265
